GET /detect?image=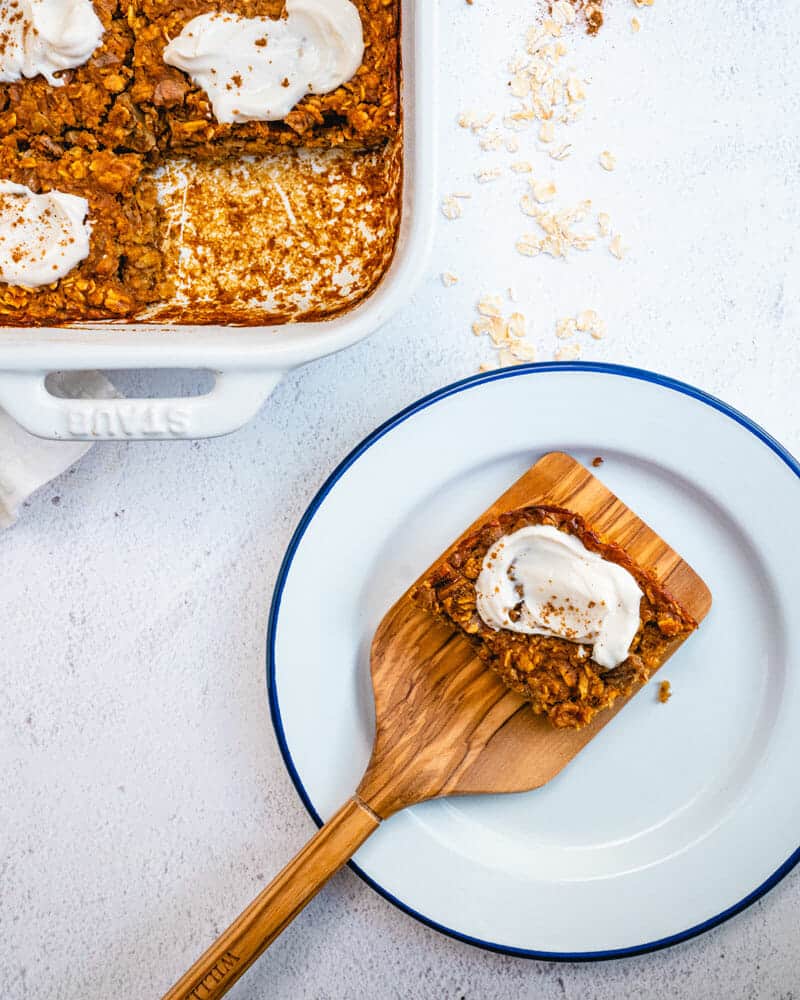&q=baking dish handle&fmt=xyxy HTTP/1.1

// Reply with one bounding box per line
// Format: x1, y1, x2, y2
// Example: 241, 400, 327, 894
0, 369, 284, 441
